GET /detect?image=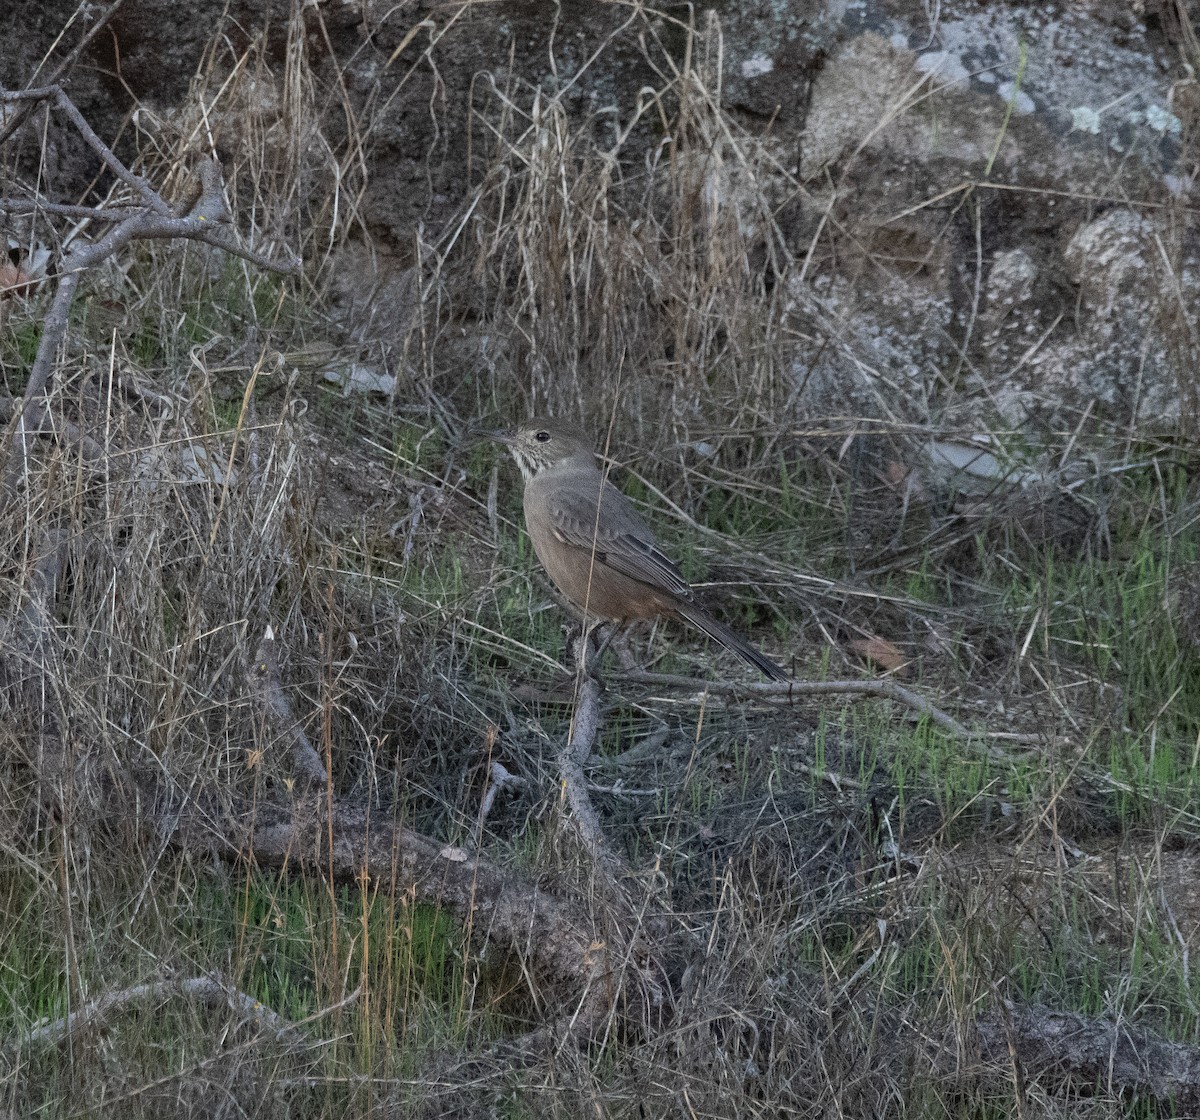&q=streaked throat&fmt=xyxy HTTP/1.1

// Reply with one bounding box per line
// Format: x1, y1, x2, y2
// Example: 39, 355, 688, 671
511, 447, 538, 482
